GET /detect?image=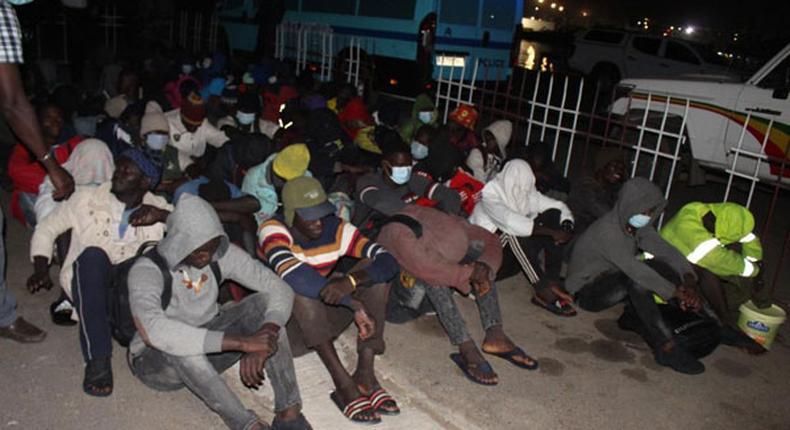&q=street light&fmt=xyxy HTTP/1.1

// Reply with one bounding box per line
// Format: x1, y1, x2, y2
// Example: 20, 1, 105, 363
582, 11, 588, 17
558, 5, 564, 12
684, 26, 695, 35
550, 2, 556, 9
